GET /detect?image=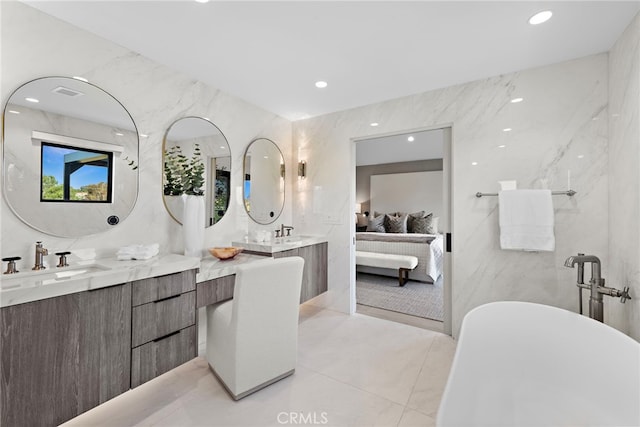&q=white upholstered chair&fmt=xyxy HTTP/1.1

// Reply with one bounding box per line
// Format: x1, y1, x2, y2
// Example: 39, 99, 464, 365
206, 256, 305, 400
